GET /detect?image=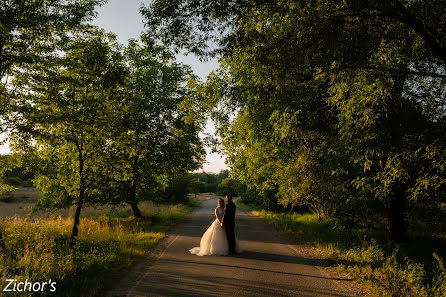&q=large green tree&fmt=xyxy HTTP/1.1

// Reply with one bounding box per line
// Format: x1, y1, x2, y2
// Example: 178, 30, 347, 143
0, 0, 104, 246
101, 40, 204, 217
10, 29, 127, 238
143, 0, 446, 241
